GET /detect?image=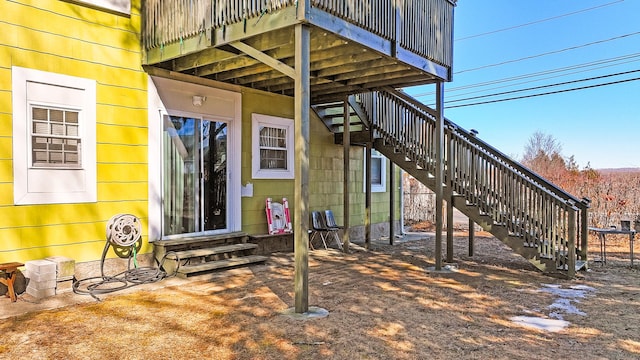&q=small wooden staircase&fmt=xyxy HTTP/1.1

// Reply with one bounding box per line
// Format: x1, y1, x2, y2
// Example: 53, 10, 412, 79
153, 232, 268, 278
313, 89, 590, 278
